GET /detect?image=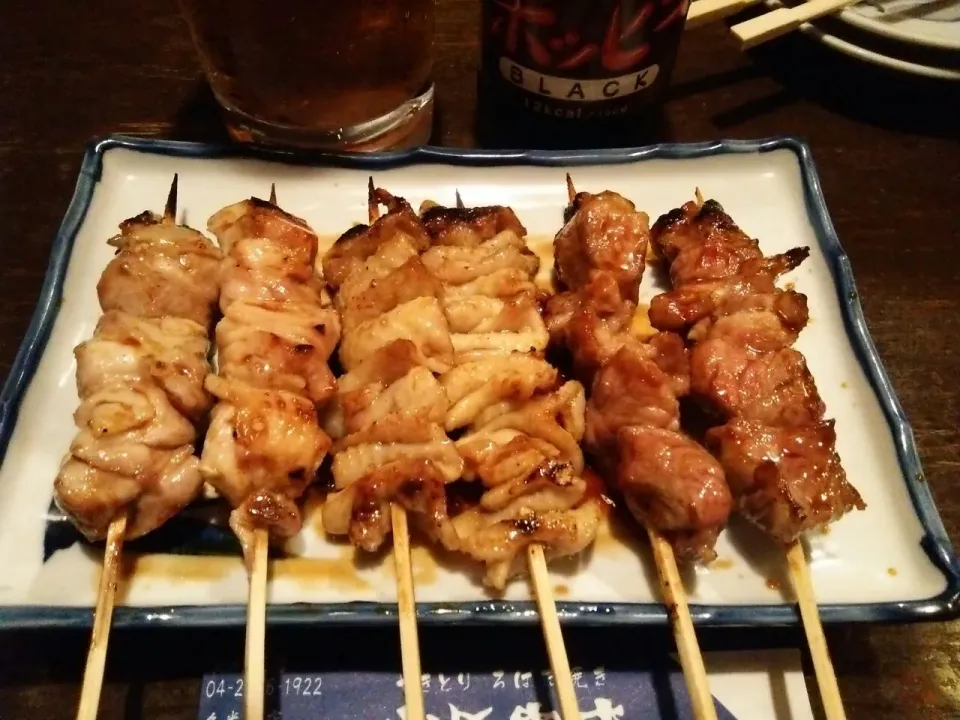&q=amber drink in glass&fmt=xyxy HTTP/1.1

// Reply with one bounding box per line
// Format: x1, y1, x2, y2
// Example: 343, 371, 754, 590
179, 0, 435, 150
